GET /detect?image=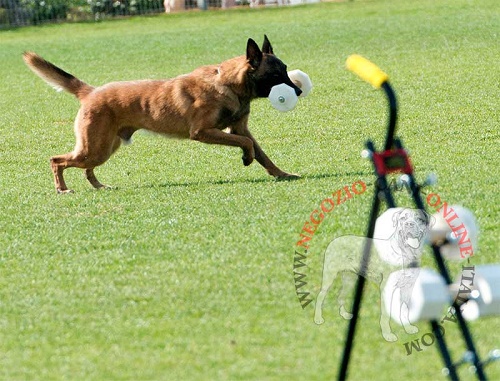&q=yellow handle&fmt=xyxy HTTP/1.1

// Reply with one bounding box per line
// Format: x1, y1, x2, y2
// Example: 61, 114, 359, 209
346, 54, 389, 89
